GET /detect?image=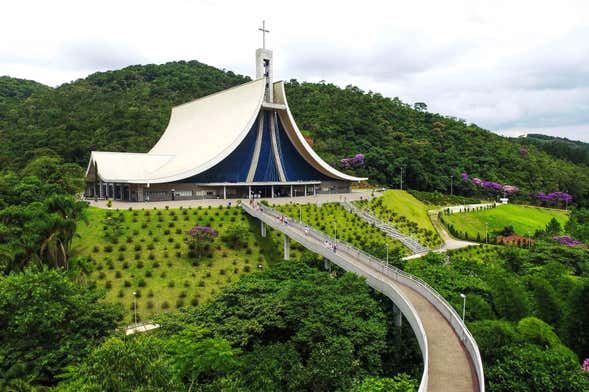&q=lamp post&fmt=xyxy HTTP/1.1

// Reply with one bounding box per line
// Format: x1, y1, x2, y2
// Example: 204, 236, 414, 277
386, 242, 389, 267
333, 220, 337, 242
298, 204, 302, 223
450, 175, 454, 195
460, 293, 466, 321
132, 291, 138, 325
